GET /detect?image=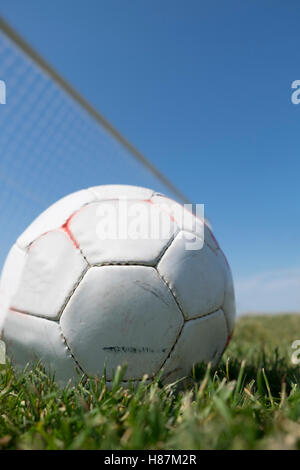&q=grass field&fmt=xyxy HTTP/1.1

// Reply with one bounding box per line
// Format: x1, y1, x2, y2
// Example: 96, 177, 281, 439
1, 314, 300, 450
